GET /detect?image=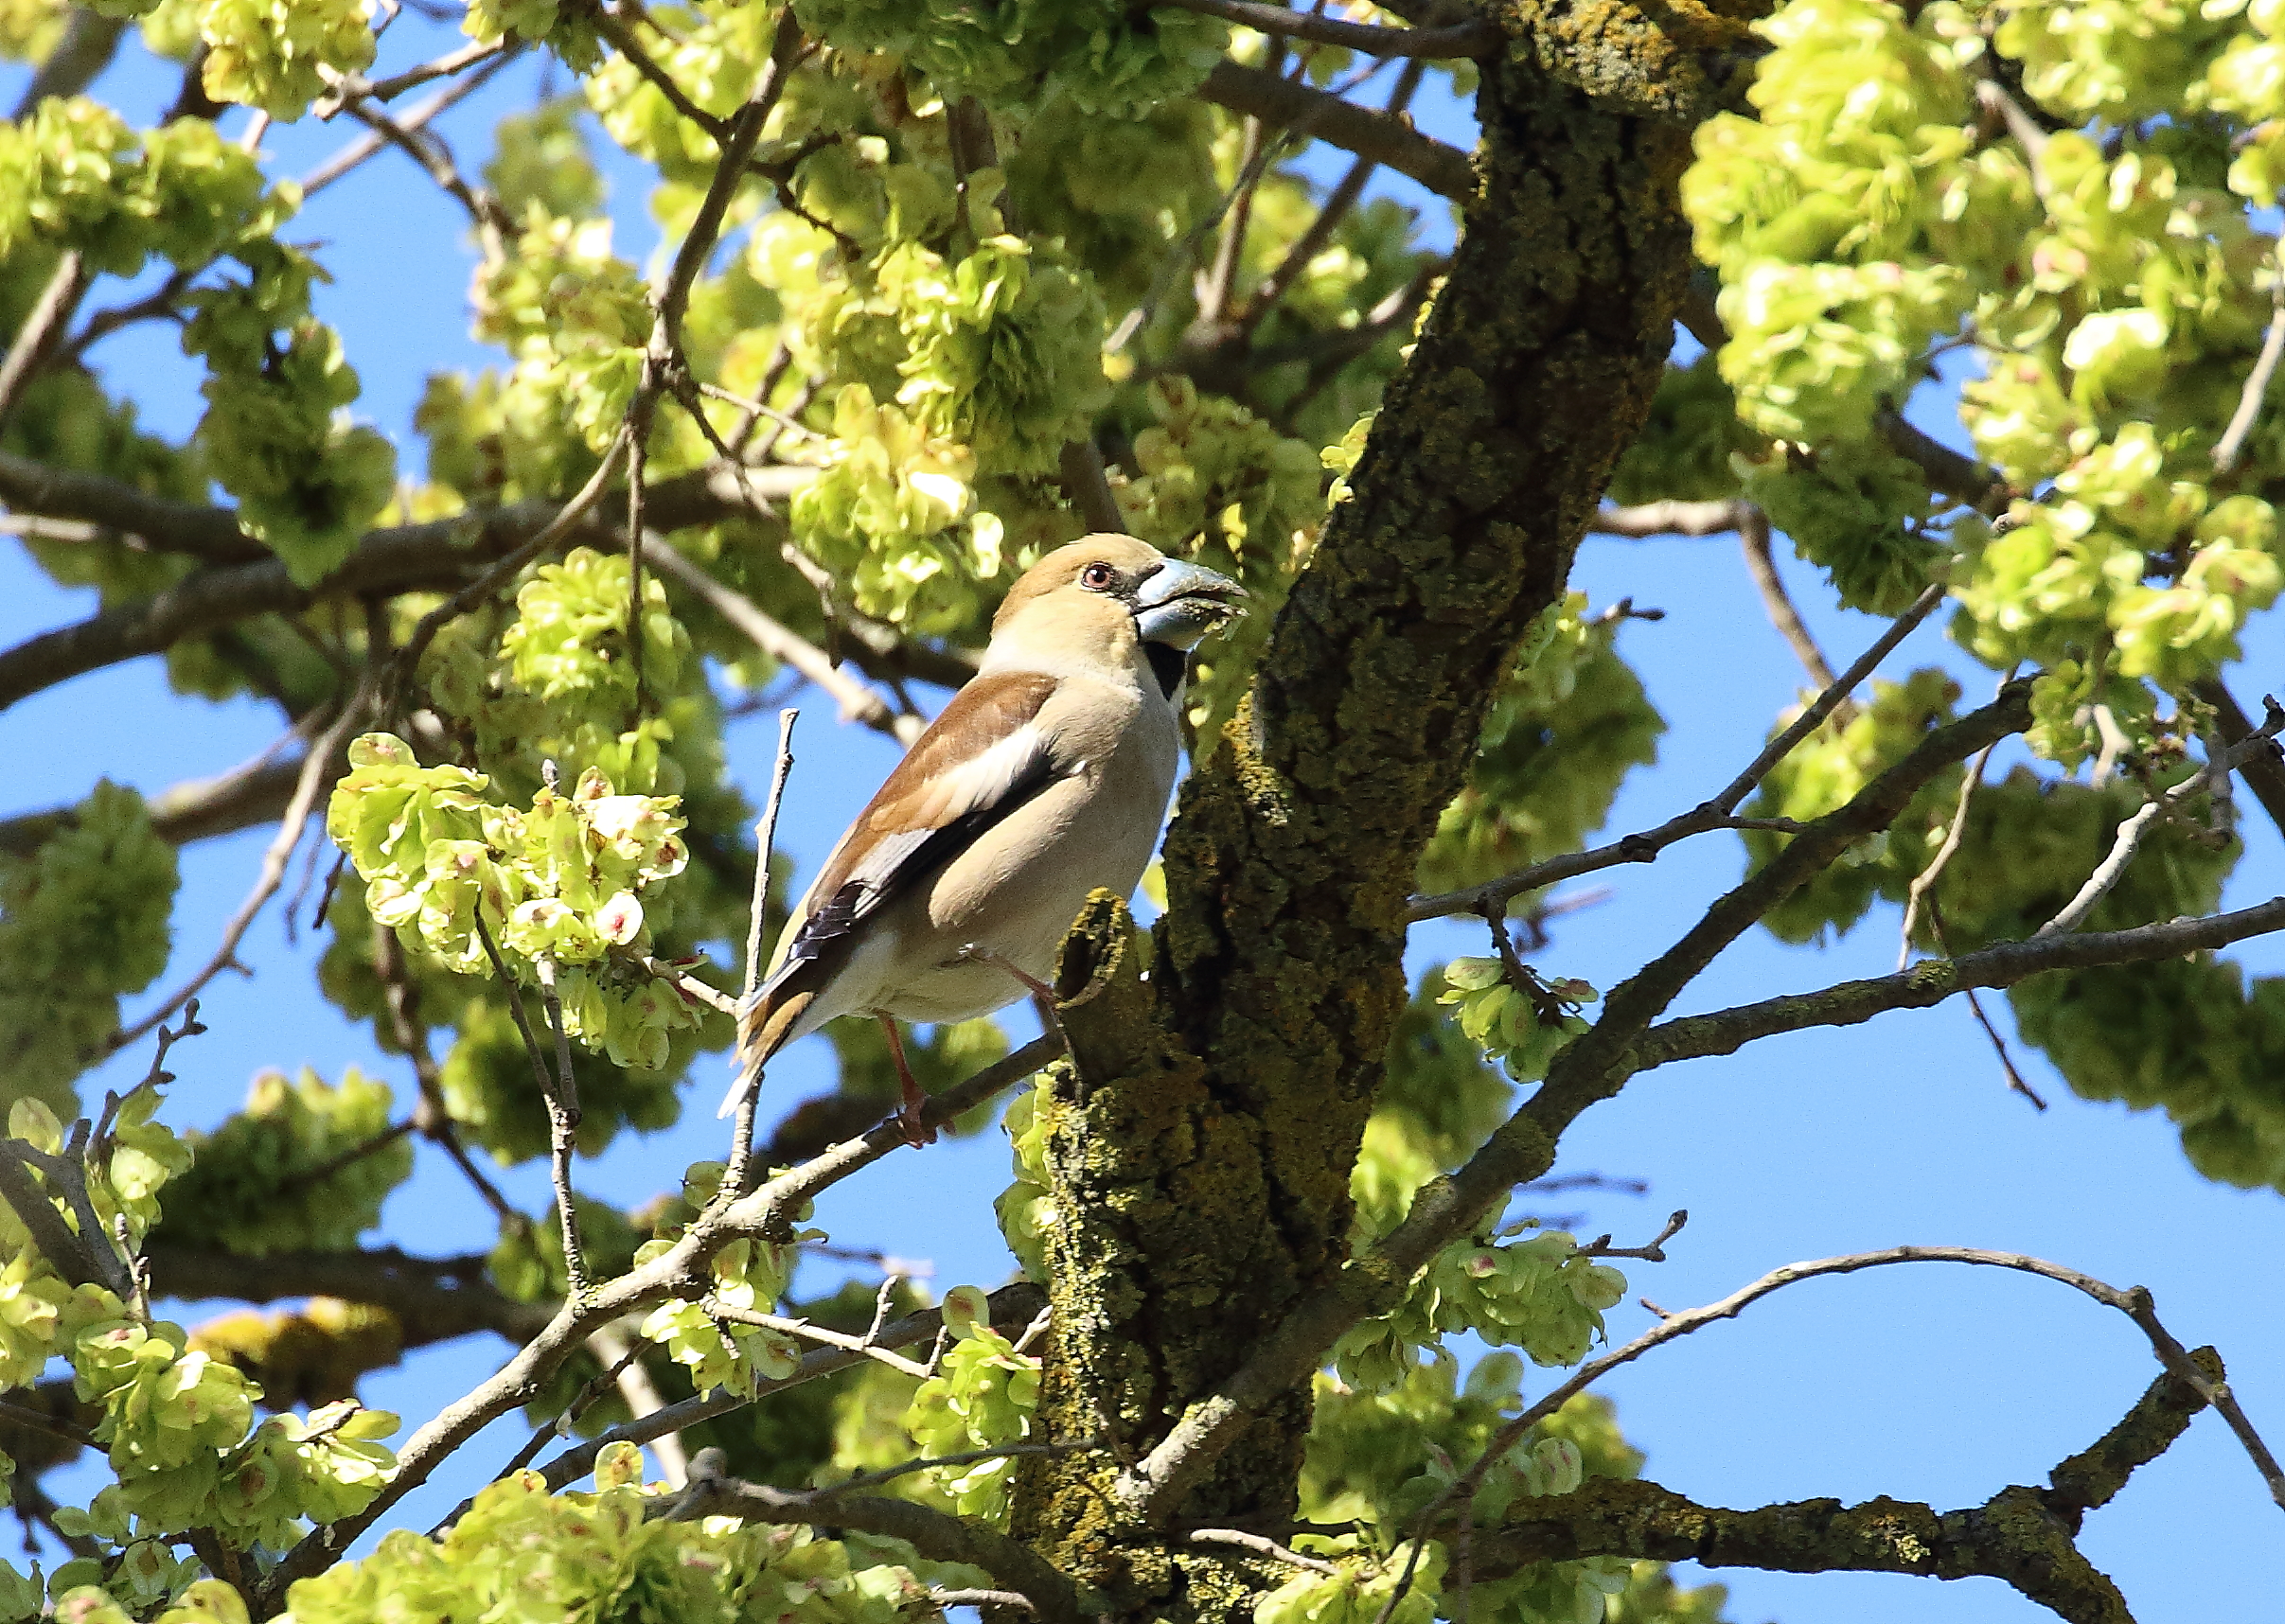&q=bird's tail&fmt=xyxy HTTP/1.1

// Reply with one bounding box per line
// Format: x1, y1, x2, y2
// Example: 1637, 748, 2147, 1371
718, 988, 815, 1119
